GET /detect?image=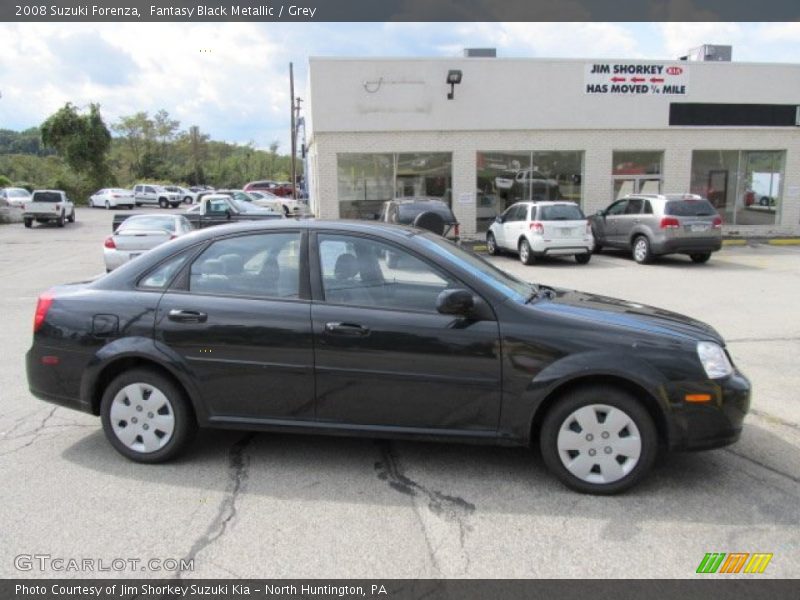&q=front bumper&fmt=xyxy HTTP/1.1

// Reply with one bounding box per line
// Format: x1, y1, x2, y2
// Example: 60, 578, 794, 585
668, 370, 751, 451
